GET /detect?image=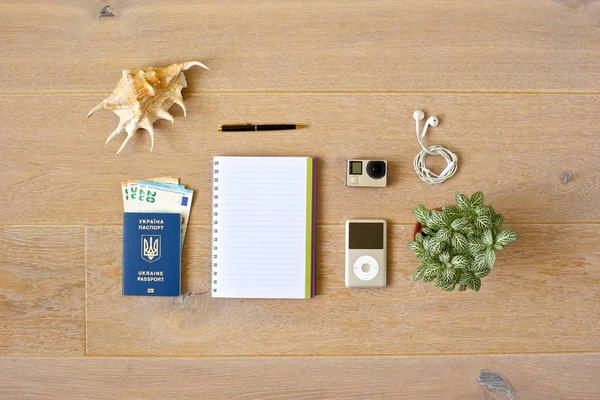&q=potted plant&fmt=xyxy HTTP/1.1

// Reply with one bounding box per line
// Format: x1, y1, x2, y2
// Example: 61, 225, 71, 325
407, 191, 518, 292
